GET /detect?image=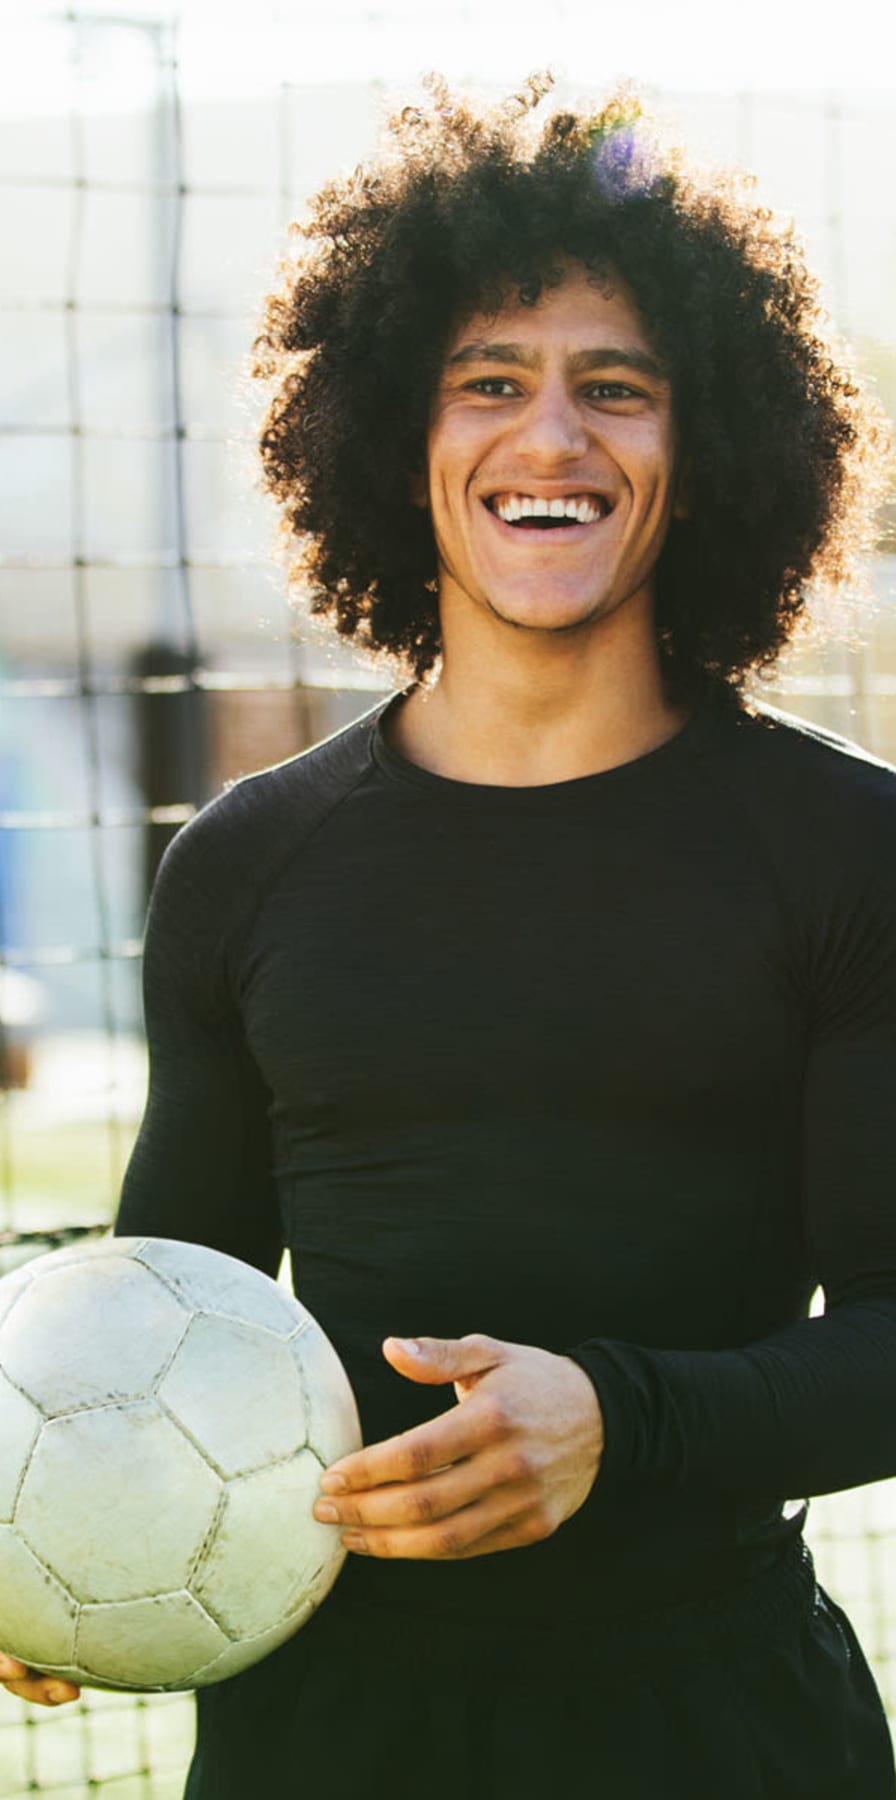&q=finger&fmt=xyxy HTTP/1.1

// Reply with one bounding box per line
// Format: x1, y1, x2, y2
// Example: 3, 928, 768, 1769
321, 1396, 503, 1495
339, 1486, 531, 1561
2, 1674, 80, 1706
315, 1451, 533, 1530
381, 1333, 504, 1387
0, 1652, 80, 1705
